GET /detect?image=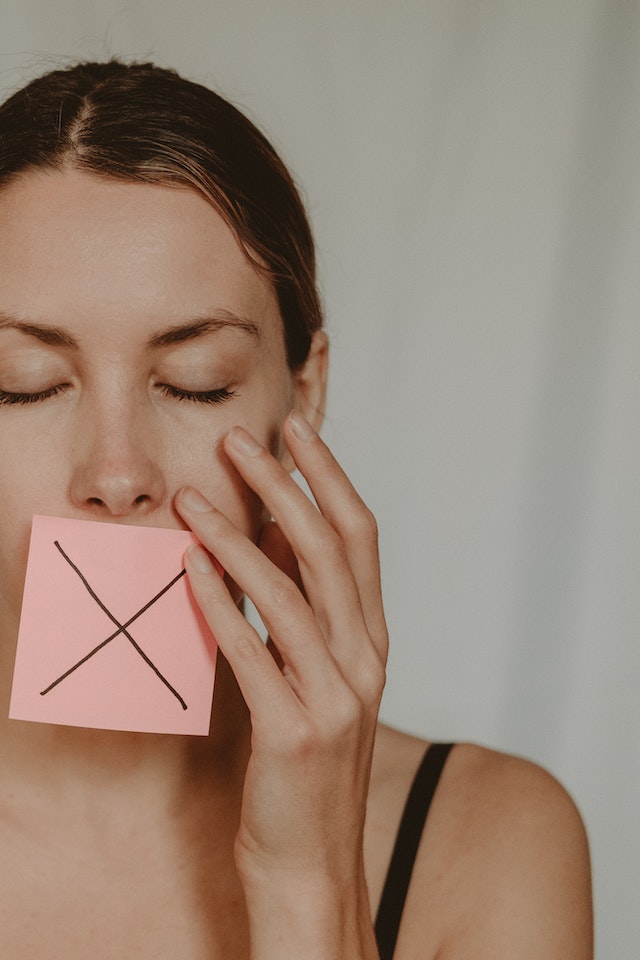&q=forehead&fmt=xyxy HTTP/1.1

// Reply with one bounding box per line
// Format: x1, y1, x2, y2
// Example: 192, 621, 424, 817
0, 168, 281, 343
